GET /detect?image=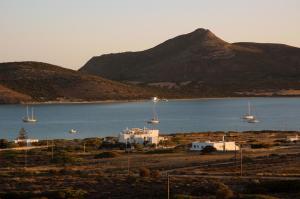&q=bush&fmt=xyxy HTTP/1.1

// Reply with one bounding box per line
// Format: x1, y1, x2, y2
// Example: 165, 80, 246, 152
99, 142, 125, 150
245, 180, 300, 194
127, 175, 138, 184
0, 139, 9, 149
215, 182, 234, 199
133, 143, 143, 151
261, 180, 300, 193
201, 146, 217, 154
216, 187, 234, 199
151, 170, 161, 178
83, 137, 103, 150
174, 195, 193, 199
51, 151, 79, 165
251, 143, 272, 149
94, 151, 120, 159
145, 149, 175, 154
0, 189, 87, 199
240, 194, 279, 199
139, 167, 150, 177
58, 188, 87, 199
2, 150, 20, 160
